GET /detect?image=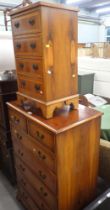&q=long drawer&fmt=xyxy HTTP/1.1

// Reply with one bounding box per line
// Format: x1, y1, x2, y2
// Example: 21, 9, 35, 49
15, 158, 57, 210
17, 186, 39, 210
11, 129, 56, 173
14, 36, 42, 57
12, 10, 41, 36
18, 75, 44, 100
17, 168, 53, 210
8, 108, 27, 132
16, 58, 43, 79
